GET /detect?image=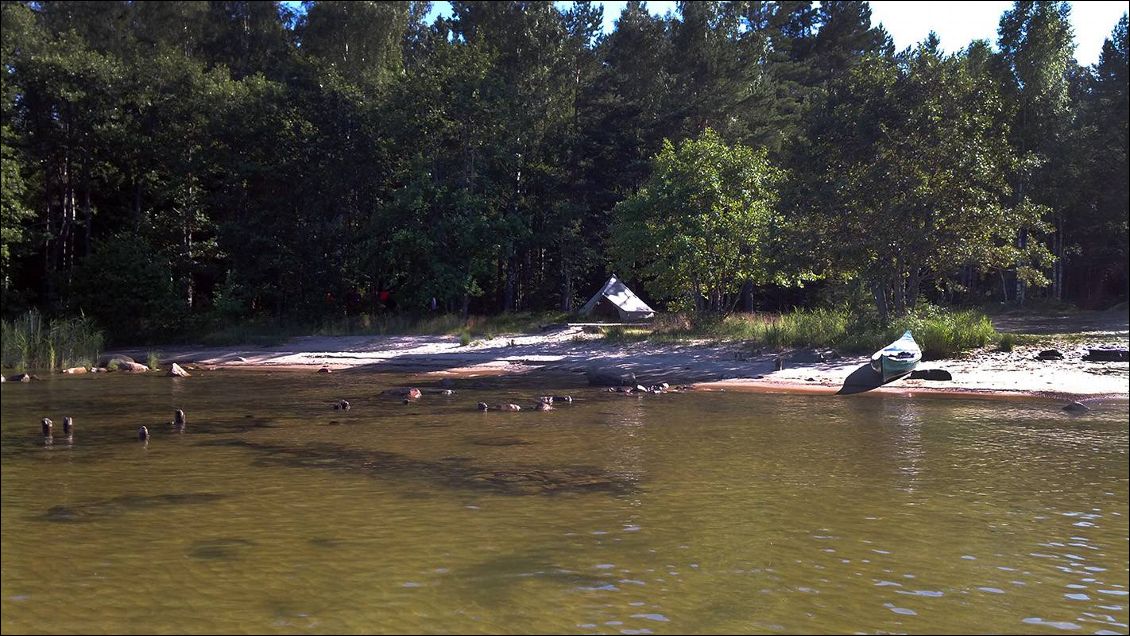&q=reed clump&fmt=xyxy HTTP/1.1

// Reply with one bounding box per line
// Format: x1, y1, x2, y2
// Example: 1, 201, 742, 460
1, 309, 105, 371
